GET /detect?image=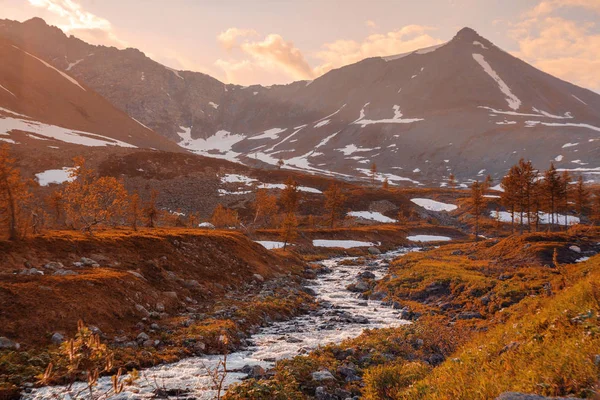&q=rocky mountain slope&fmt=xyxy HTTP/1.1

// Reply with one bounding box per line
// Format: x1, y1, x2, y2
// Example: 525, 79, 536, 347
1, 18, 599, 185
0, 33, 182, 151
